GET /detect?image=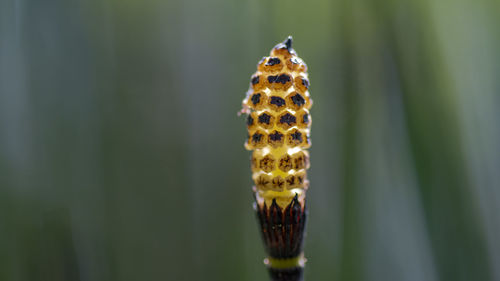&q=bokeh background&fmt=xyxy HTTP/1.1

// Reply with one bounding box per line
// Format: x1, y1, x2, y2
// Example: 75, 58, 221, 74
1, 0, 499, 280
